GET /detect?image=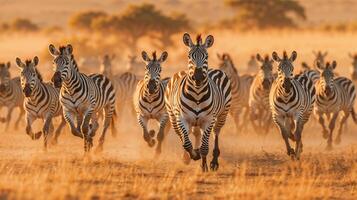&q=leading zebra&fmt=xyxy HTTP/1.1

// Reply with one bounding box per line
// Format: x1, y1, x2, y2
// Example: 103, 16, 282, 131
0, 62, 25, 130
270, 51, 315, 160
49, 44, 116, 153
16, 57, 66, 150
134, 51, 170, 155
314, 61, 356, 150
165, 33, 231, 171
